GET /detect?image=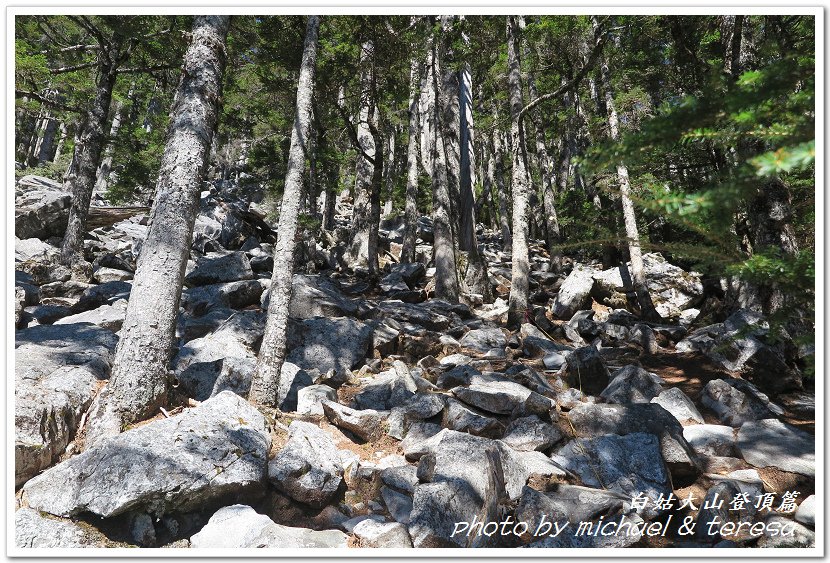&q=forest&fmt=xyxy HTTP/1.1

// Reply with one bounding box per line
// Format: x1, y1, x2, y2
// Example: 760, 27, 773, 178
13, 14, 816, 550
